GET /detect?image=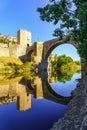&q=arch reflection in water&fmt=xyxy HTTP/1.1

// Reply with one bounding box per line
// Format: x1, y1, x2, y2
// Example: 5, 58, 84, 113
0, 73, 71, 111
